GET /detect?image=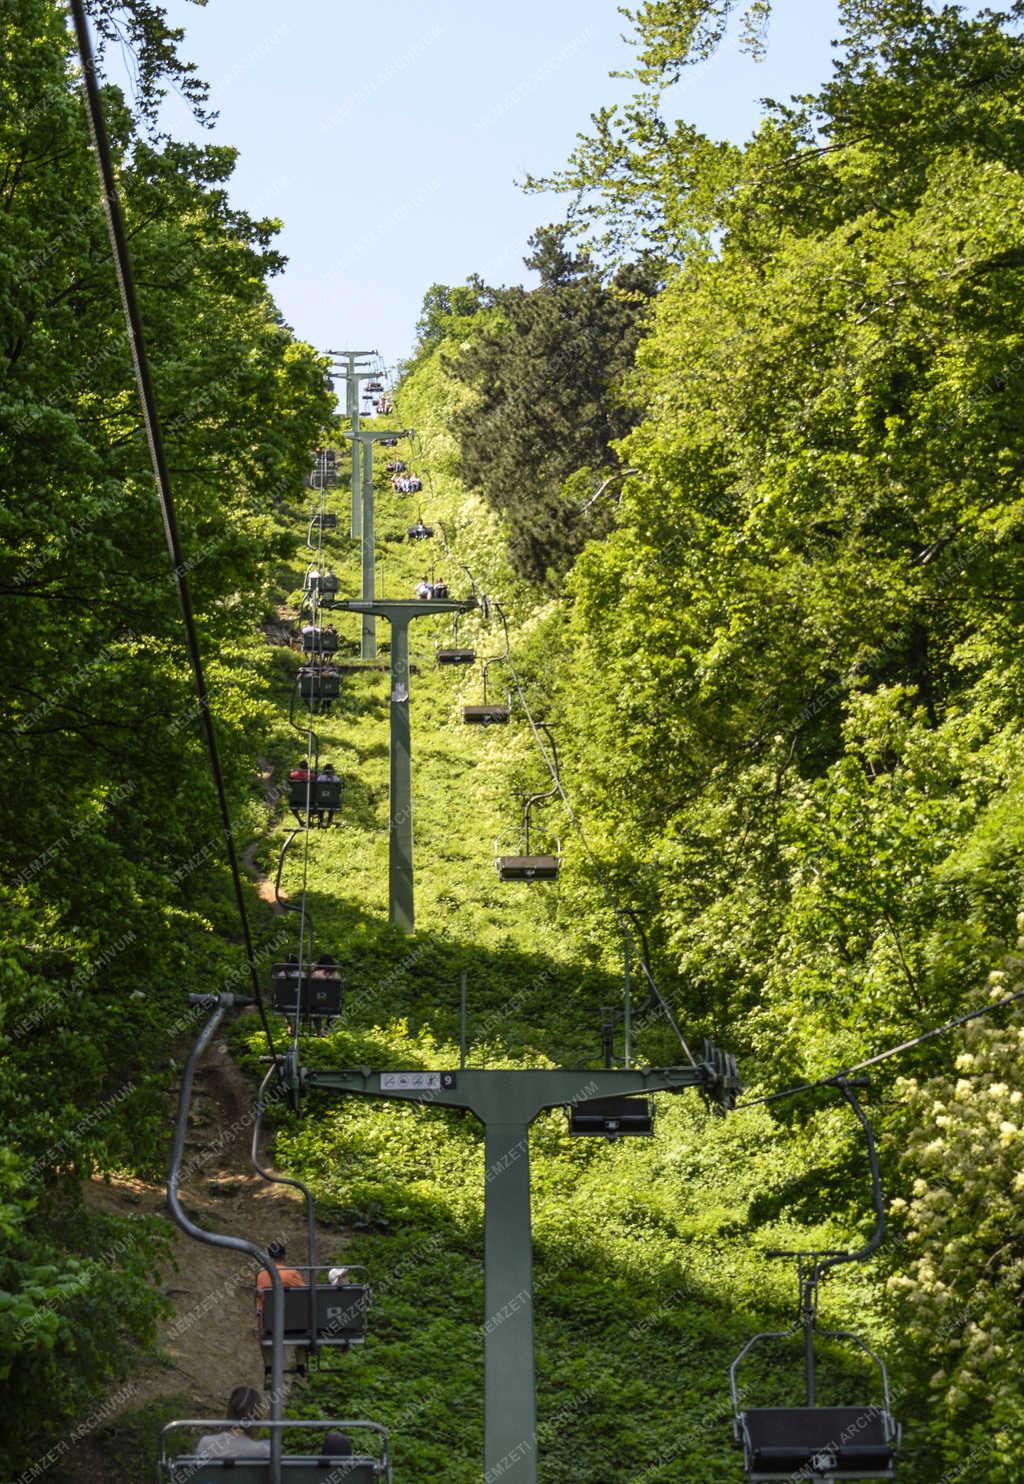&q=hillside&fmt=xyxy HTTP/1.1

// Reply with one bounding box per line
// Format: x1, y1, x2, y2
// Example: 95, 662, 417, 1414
5, 4, 1024, 1483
